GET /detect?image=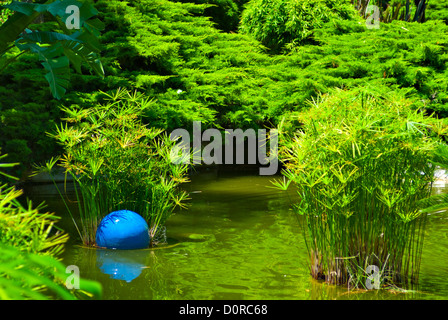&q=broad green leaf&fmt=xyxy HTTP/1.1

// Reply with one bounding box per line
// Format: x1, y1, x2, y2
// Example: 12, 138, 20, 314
62, 44, 83, 73
43, 58, 71, 100
71, 28, 101, 53
0, 0, 103, 99
61, 39, 104, 76
19, 30, 78, 44
16, 30, 104, 78
2, 1, 49, 16
84, 18, 105, 35
17, 42, 70, 99
0, 11, 40, 53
